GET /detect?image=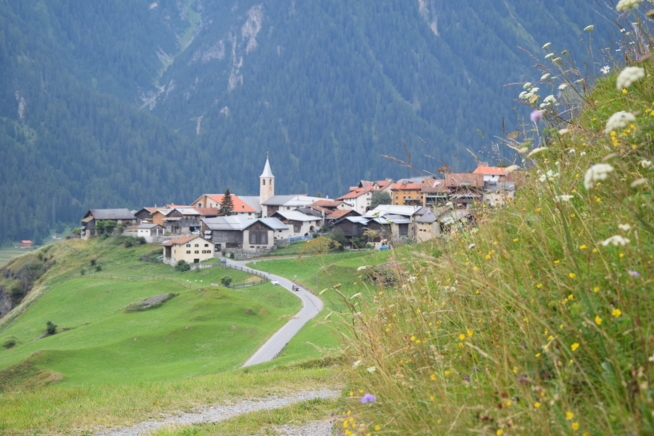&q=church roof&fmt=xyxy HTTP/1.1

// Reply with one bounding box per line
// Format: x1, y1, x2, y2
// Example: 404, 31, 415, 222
260, 158, 275, 178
